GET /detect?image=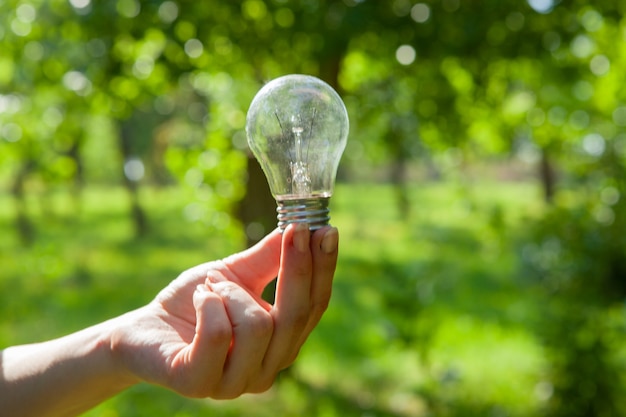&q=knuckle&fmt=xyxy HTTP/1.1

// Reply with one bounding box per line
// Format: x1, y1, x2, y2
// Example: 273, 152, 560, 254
171, 375, 215, 399
246, 308, 274, 337
184, 376, 239, 400
284, 308, 310, 330
286, 349, 301, 367
293, 263, 311, 279
206, 320, 233, 346
310, 298, 331, 317
248, 374, 276, 394
186, 385, 213, 399
214, 384, 246, 400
